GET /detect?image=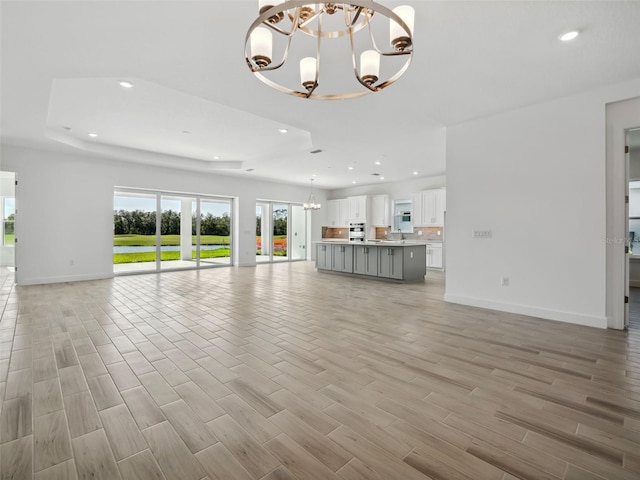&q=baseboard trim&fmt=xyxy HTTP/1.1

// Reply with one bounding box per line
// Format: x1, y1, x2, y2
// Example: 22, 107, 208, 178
630, 280, 640, 288
443, 293, 607, 329
18, 272, 114, 286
